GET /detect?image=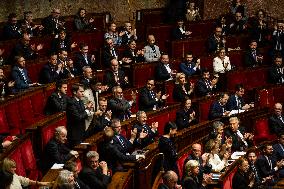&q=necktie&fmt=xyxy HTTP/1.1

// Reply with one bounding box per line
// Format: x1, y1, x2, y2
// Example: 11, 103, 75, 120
279, 116, 284, 124
252, 50, 257, 61
20, 69, 28, 84
117, 135, 126, 148
251, 165, 260, 182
